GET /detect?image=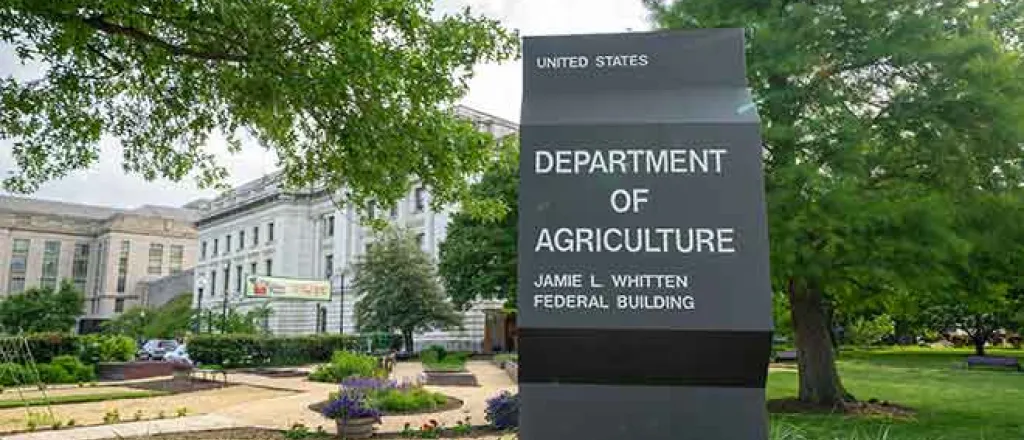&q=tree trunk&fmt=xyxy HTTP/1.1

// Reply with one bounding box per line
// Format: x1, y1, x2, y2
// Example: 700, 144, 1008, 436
787, 278, 850, 407
972, 335, 987, 356
402, 329, 414, 354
